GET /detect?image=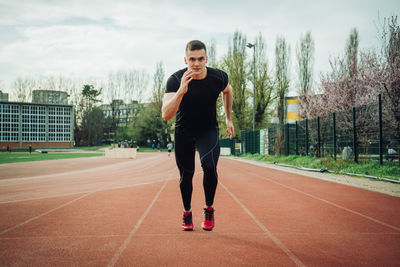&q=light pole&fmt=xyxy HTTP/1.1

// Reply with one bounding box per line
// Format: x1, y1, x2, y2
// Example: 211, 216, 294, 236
247, 43, 256, 131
